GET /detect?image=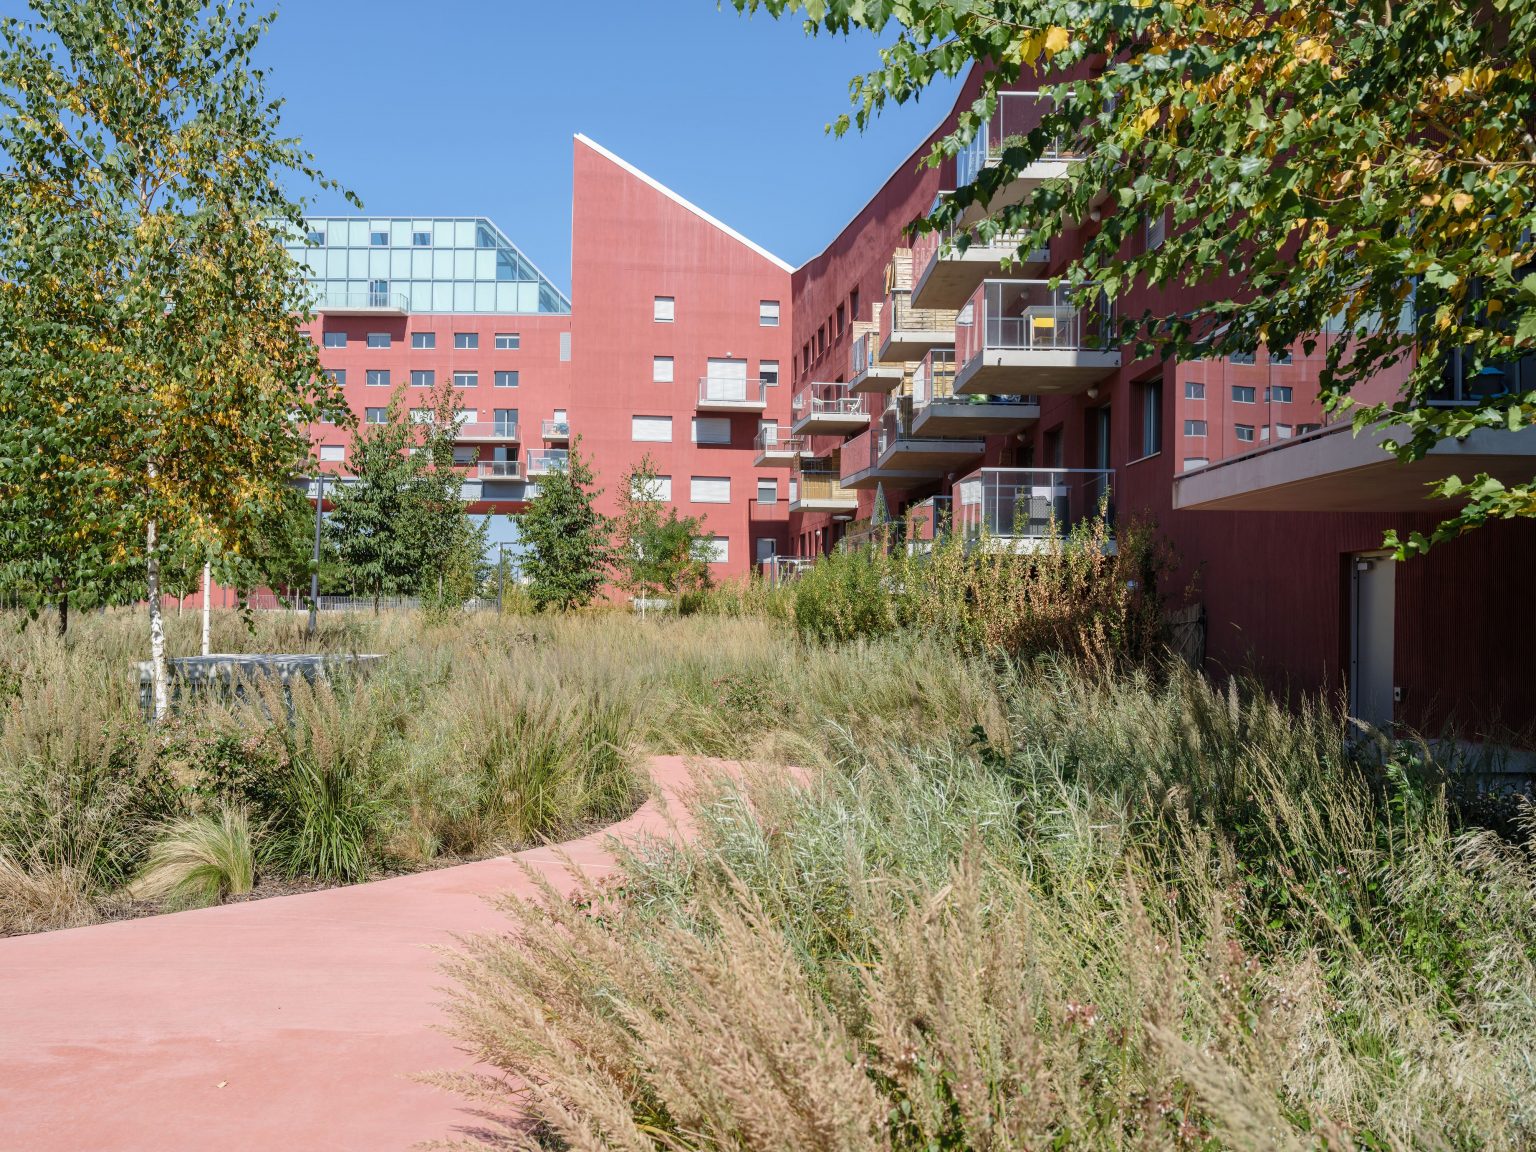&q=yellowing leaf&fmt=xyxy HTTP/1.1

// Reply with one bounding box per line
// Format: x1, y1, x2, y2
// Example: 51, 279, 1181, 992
1043, 26, 1071, 55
